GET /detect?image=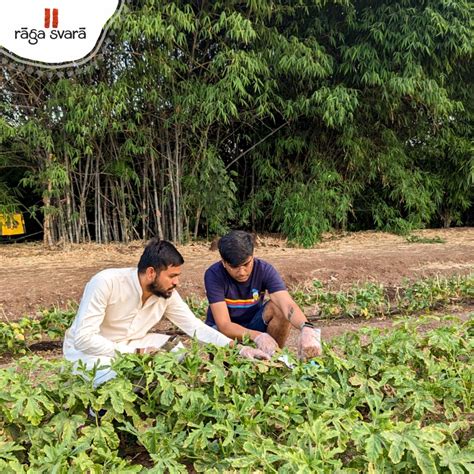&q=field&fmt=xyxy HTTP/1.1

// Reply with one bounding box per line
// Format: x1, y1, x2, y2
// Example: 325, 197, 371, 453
0, 228, 472, 342
0, 229, 473, 472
